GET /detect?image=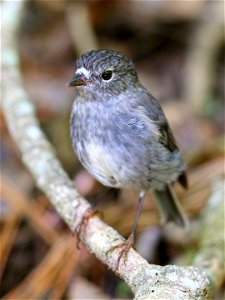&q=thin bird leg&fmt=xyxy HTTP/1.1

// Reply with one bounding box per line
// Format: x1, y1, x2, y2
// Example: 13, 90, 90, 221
107, 191, 146, 271
74, 208, 101, 248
